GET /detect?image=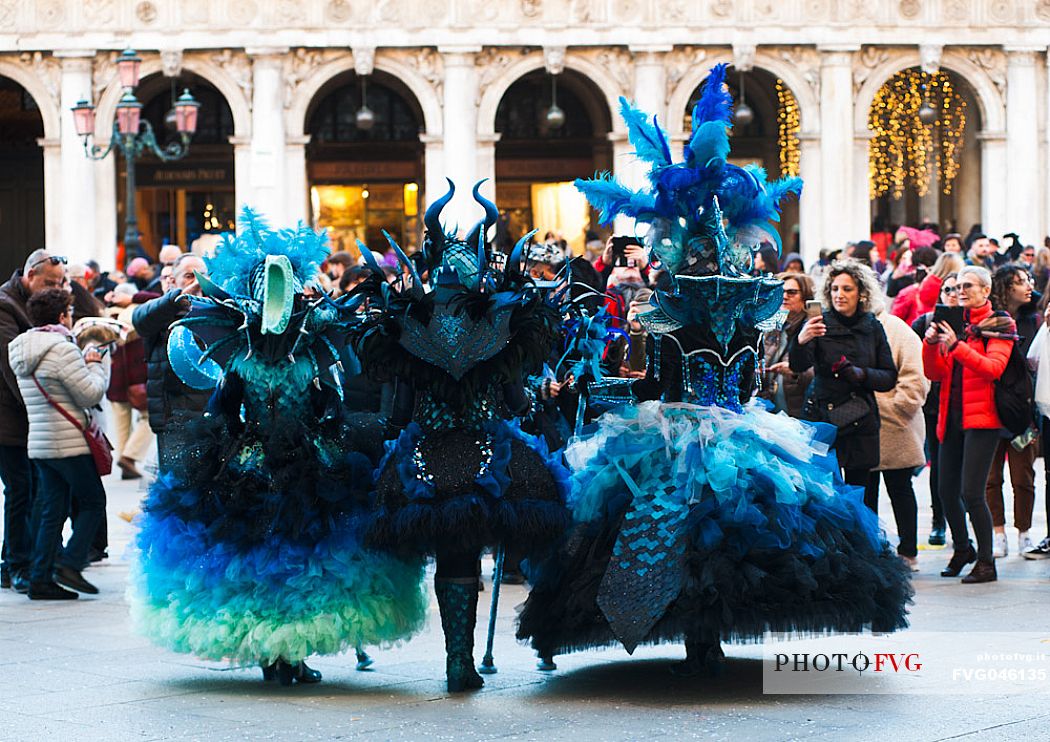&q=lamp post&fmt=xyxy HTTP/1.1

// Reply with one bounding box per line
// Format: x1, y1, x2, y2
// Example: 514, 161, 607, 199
72, 49, 200, 261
